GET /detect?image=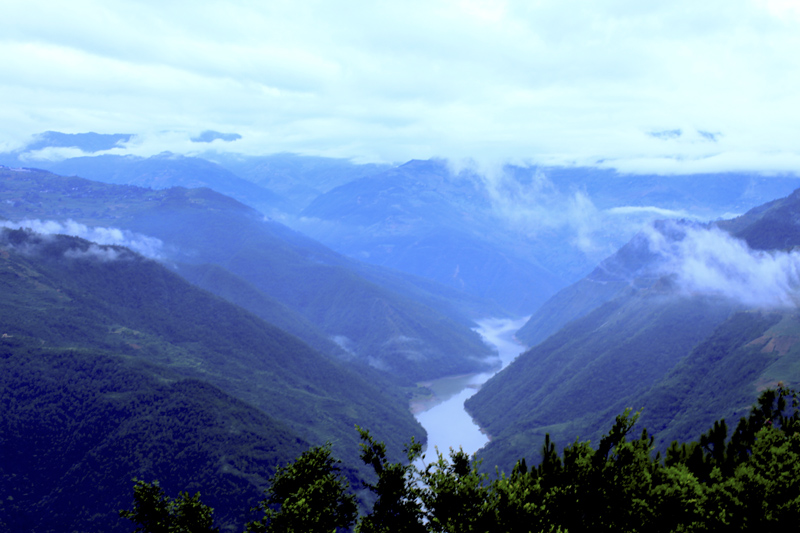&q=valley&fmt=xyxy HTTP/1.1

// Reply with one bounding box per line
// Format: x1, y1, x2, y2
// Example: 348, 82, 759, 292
4, 134, 800, 530
413, 316, 528, 461
4, 5, 800, 528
